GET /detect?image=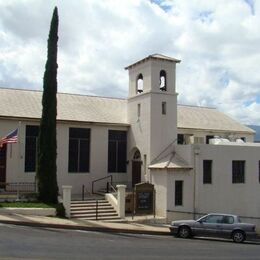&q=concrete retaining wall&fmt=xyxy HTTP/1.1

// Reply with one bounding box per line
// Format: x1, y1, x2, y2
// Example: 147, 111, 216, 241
0, 207, 56, 216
